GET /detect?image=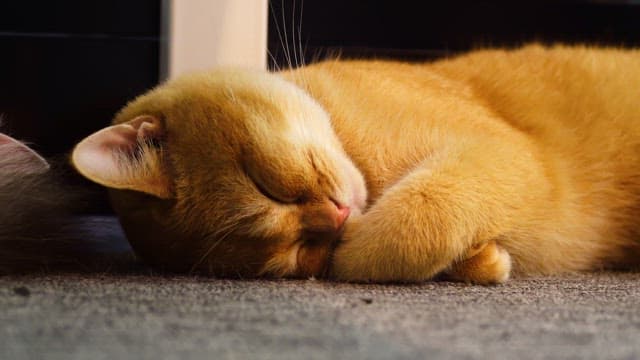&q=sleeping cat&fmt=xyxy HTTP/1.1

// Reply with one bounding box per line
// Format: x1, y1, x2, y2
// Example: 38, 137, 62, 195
0, 130, 74, 272
0, 128, 131, 273
72, 44, 640, 284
